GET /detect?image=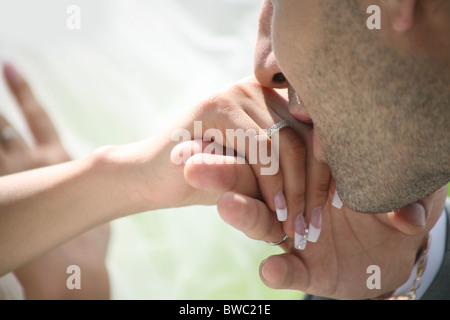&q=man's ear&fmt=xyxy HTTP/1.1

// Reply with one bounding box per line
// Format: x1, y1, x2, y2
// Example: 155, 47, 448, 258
386, 0, 418, 32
